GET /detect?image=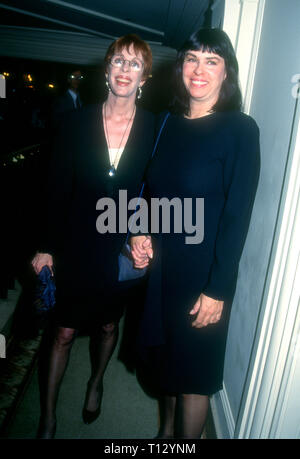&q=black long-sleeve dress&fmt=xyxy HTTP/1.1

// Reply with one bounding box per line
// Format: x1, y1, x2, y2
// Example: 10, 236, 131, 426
139, 110, 260, 395
40, 104, 155, 330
